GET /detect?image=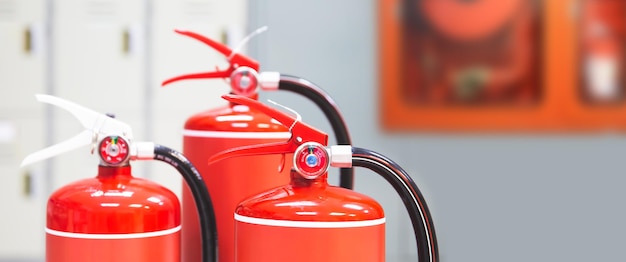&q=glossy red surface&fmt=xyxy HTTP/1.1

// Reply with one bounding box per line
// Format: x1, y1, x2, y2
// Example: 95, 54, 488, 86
235, 222, 385, 262
185, 95, 287, 132
207, 95, 329, 165
47, 165, 180, 234
182, 98, 292, 262
47, 231, 180, 262
234, 171, 385, 262
220, 94, 327, 144
236, 171, 384, 222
